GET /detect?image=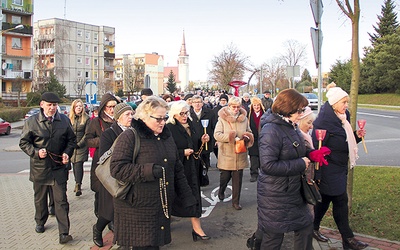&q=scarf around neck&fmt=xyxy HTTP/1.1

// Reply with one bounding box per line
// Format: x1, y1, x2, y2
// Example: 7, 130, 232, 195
336, 112, 358, 168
